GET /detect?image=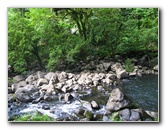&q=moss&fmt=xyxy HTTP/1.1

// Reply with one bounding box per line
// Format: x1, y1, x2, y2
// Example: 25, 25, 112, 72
84, 110, 93, 120
11, 94, 17, 101
154, 117, 158, 121
13, 112, 54, 121
109, 112, 121, 121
